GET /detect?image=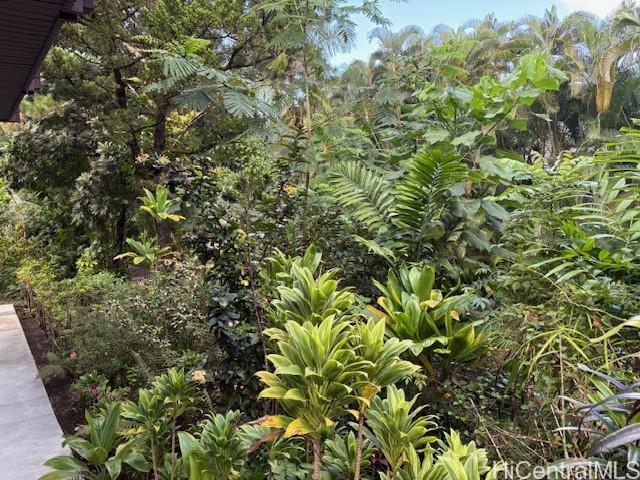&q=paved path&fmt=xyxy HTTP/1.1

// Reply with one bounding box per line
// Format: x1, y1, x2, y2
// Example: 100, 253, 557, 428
0, 304, 68, 479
